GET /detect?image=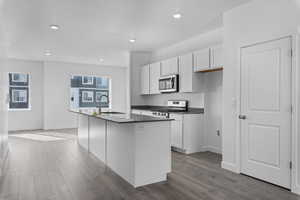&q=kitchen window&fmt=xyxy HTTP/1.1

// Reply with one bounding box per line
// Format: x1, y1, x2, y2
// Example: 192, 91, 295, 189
12, 89, 27, 103
95, 91, 109, 103
82, 76, 94, 85
70, 75, 110, 109
9, 73, 30, 110
81, 91, 94, 103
